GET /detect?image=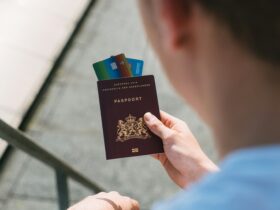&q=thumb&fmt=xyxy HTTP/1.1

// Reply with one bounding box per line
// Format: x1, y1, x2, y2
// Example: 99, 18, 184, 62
144, 112, 173, 140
